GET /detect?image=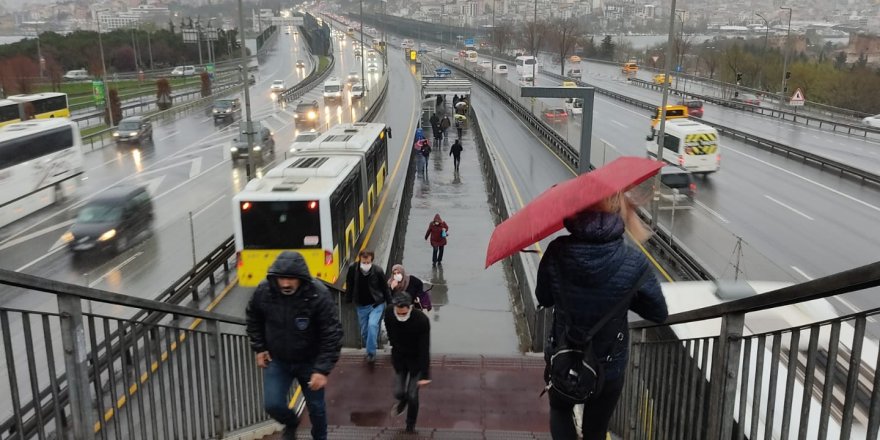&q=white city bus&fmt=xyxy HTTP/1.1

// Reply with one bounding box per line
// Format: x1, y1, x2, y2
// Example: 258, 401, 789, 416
0, 119, 84, 228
